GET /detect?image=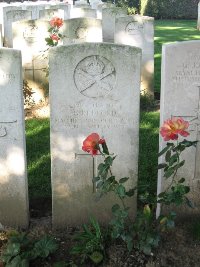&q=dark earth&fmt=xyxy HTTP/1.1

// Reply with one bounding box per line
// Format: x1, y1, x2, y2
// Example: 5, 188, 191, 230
1, 198, 199, 267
